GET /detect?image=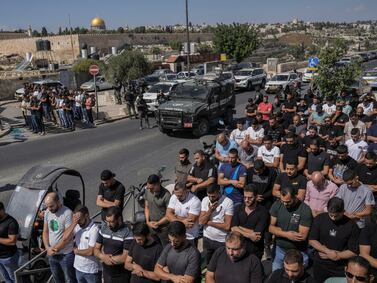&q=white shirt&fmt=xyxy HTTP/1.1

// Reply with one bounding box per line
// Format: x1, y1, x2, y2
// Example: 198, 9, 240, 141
230, 128, 246, 145
345, 139, 368, 162
201, 196, 233, 242
245, 126, 265, 141
73, 221, 101, 274
168, 192, 201, 240
257, 145, 280, 164
323, 103, 336, 116
358, 102, 374, 115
